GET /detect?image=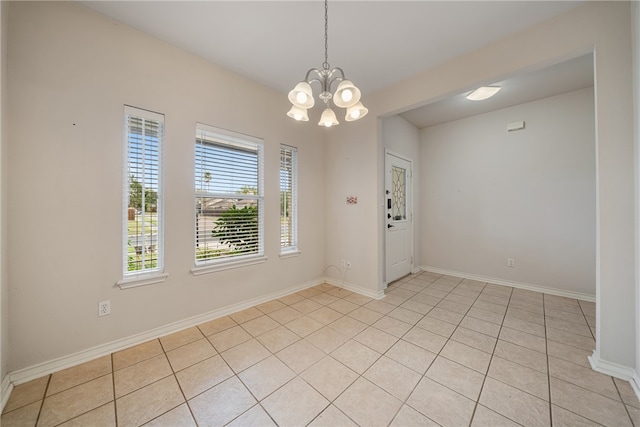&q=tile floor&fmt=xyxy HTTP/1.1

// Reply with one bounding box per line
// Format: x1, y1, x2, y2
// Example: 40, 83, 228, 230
3, 272, 640, 426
